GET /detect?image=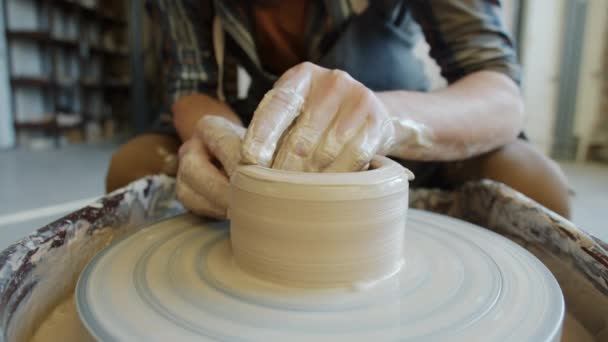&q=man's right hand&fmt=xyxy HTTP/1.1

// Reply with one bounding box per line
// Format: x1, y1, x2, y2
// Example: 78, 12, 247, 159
176, 115, 245, 219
